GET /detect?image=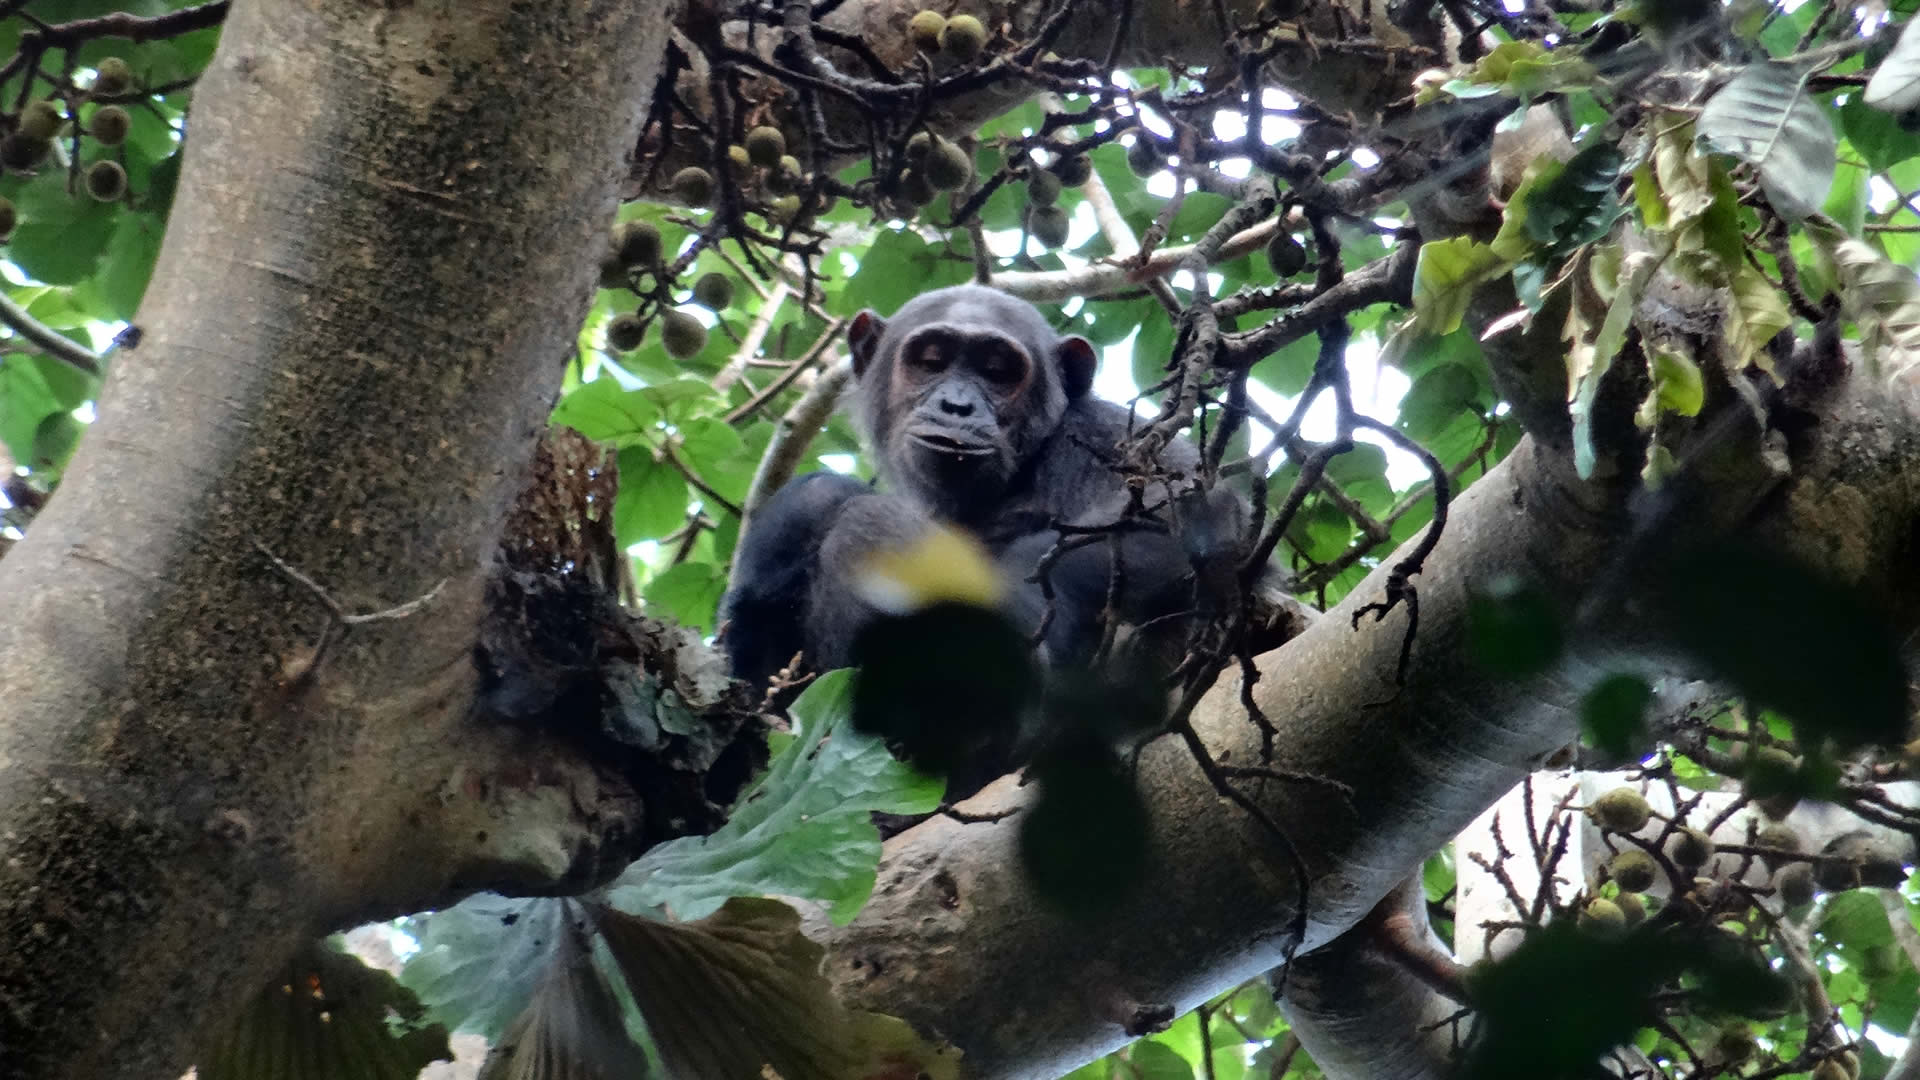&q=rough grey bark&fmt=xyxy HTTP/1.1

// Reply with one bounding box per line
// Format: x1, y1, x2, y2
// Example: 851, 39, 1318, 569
0, 2, 675, 1076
